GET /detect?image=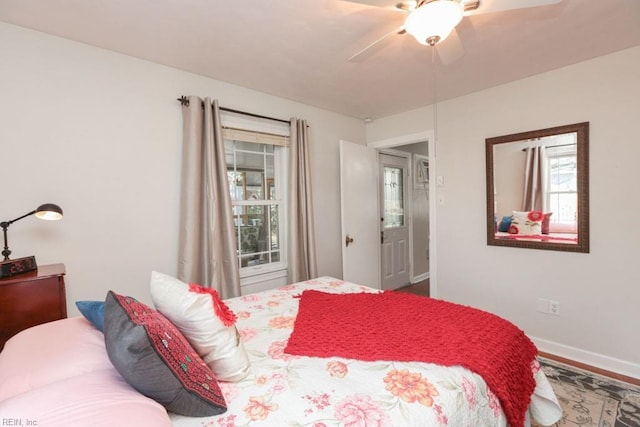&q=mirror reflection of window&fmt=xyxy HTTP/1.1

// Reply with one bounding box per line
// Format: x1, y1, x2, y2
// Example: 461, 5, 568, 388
547, 145, 577, 226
